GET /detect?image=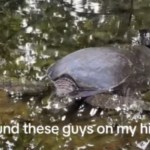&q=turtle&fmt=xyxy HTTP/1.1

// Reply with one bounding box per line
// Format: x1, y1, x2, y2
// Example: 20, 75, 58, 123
47, 46, 150, 109
48, 47, 134, 97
